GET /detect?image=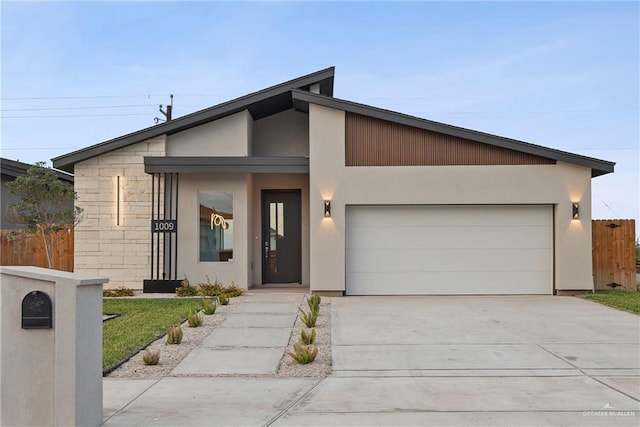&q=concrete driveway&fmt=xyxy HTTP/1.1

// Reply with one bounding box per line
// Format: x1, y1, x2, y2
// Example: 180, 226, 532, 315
276, 296, 640, 426
104, 295, 639, 426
